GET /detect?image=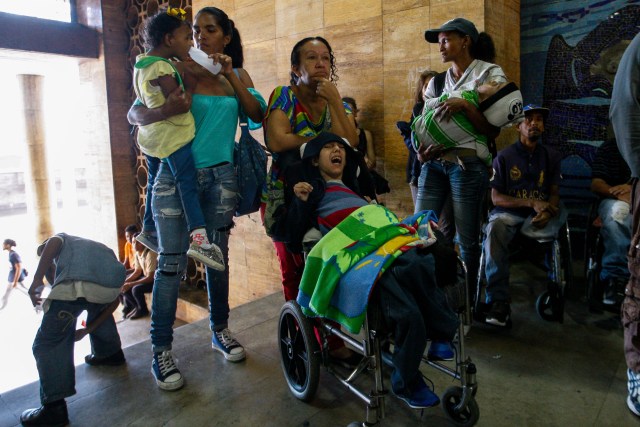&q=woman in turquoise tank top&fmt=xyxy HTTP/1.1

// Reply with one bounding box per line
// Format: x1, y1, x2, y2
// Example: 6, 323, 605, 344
127, 7, 265, 391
